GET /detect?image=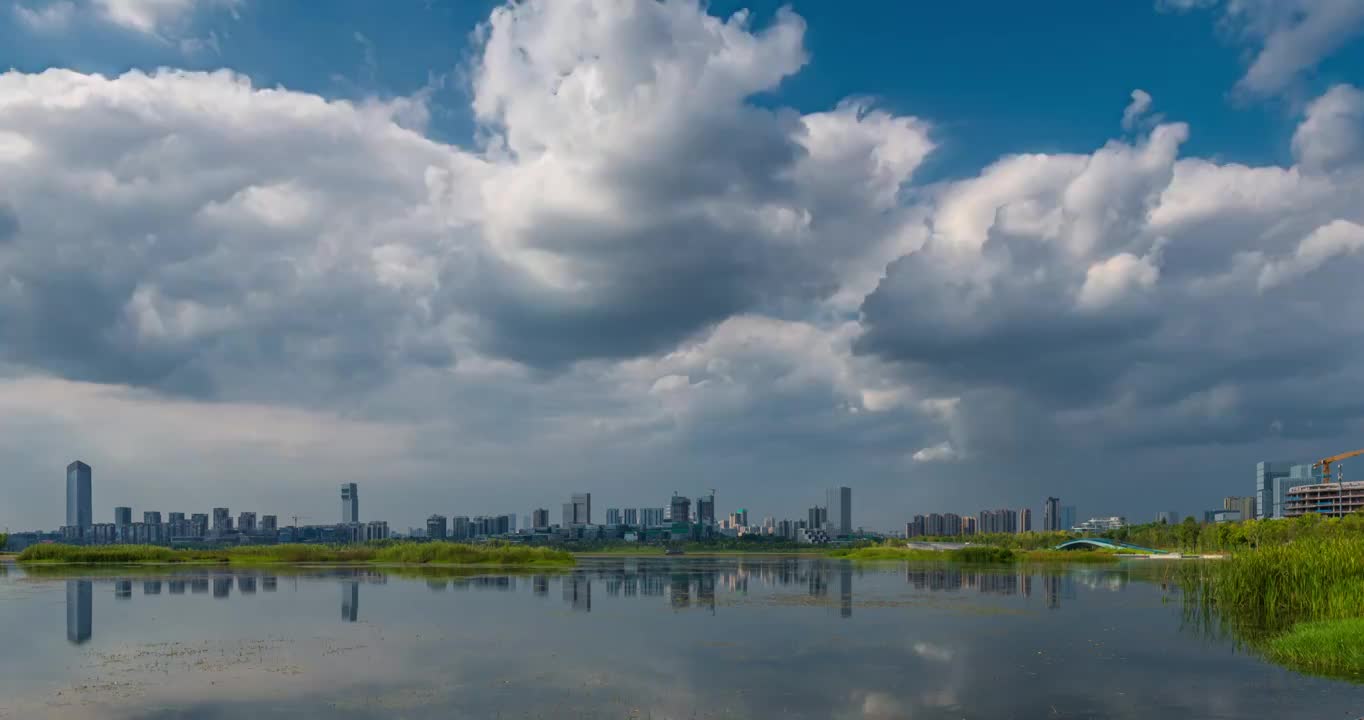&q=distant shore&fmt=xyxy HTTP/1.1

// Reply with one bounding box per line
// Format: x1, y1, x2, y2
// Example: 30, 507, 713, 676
15, 542, 575, 567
